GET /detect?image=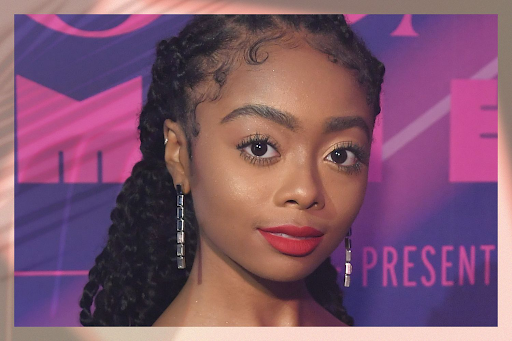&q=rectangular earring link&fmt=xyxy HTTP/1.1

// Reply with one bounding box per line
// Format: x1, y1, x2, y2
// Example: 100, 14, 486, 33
177, 256, 186, 269
177, 219, 184, 231
177, 244, 185, 256
177, 231, 185, 244
345, 249, 352, 262
344, 274, 351, 287
345, 262, 353, 275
